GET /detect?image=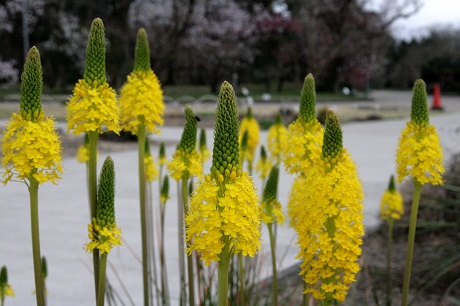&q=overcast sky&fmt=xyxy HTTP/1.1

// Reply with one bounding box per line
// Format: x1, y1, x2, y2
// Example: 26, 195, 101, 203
382, 0, 460, 39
